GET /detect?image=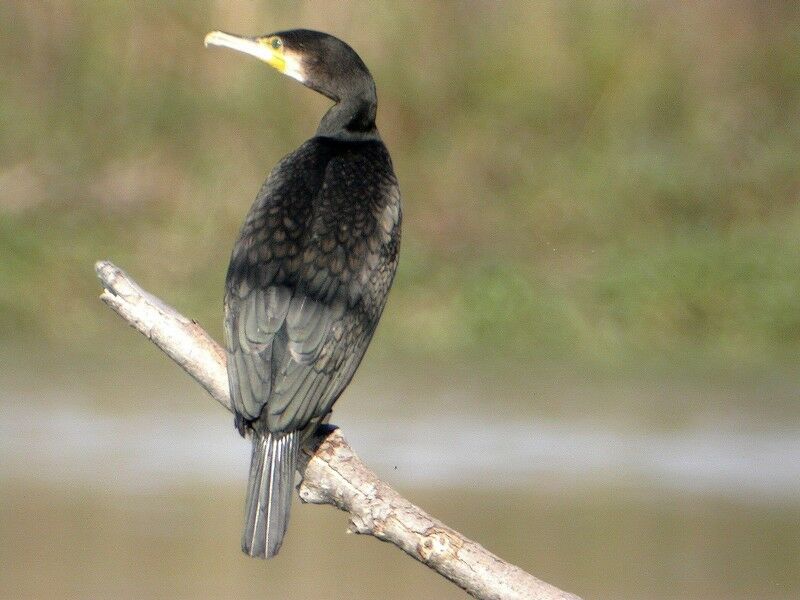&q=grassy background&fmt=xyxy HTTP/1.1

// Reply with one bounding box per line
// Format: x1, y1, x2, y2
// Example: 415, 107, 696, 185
1, 1, 799, 376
